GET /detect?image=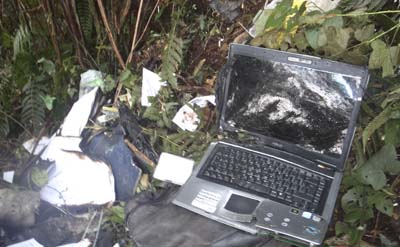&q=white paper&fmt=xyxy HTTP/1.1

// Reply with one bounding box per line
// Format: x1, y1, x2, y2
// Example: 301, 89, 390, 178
153, 153, 194, 185
23, 137, 51, 155
172, 95, 215, 132
7, 239, 44, 247
189, 95, 216, 107
57, 239, 91, 247
40, 150, 115, 206
141, 68, 166, 107
3, 171, 15, 183
60, 87, 98, 137
172, 105, 200, 132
